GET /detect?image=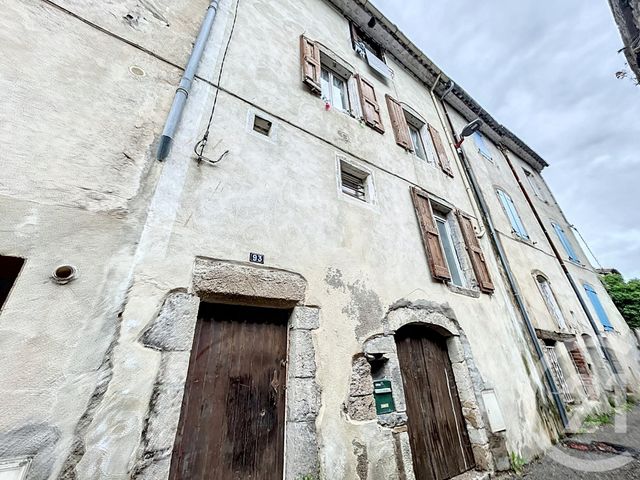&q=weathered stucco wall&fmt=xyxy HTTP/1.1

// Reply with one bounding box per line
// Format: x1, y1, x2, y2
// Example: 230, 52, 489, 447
1, 0, 638, 478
